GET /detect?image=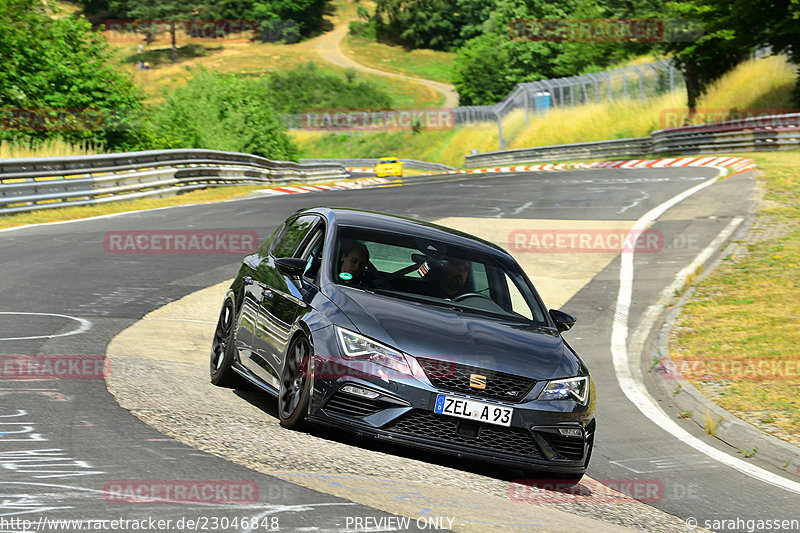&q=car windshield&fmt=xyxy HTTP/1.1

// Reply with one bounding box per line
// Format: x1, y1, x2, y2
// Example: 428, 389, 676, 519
333, 225, 547, 325
380, 159, 398, 164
